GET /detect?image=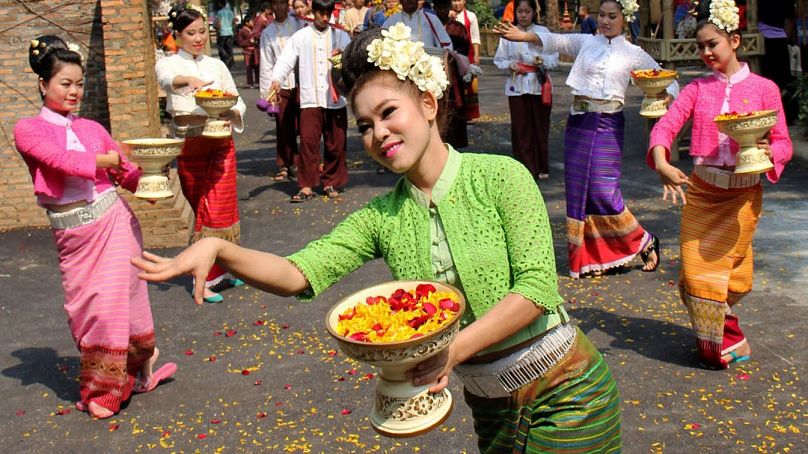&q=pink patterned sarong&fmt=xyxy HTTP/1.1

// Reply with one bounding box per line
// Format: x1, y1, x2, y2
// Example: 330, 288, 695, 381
52, 196, 155, 412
